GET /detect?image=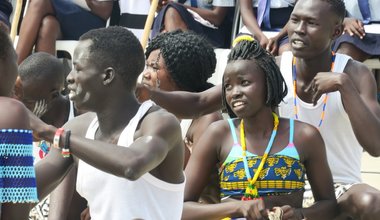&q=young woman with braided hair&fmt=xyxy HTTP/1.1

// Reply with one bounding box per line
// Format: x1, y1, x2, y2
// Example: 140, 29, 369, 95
182, 37, 337, 220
